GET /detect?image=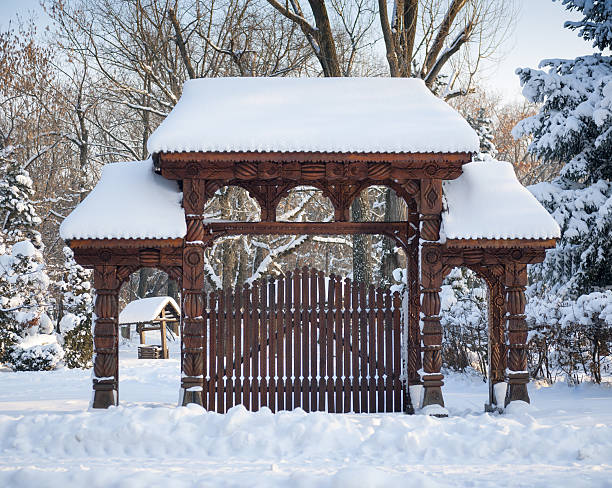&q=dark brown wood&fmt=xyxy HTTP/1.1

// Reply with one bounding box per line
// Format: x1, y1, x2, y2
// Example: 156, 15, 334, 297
368, 284, 376, 411
277, 277, 285, 412
343, 278, 351, 413
384, 290, 393, 412
293, 271, 301, 409
359, 282, 368, 412
208, 292, 217, 412
301, 267, 309, 411
235, 287, 243, 409
261, 280, 268, 409
226, 289, 234, 411
351, 281, 360, 413
376, 288, 385, 412
251, 282, 260, 411
285, 273, 293, 411
269, 278, 277, 412
393, 292, 402, 412
318, 271, 327, 411
242, 286, 251, 411
217, 290, 225, 413
310, 269, 319, 411
326, 274, 335, 412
